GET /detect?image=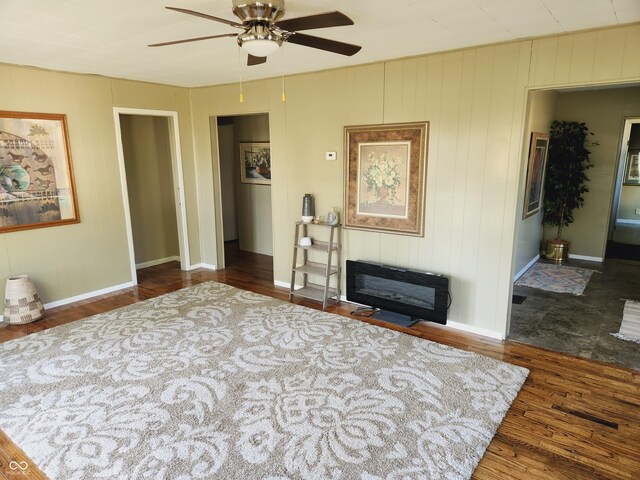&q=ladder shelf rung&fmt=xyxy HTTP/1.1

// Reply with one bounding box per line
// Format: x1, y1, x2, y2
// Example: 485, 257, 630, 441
292, 262, 338, 276
294, 240, 339, 252
290, 284, 339, 302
